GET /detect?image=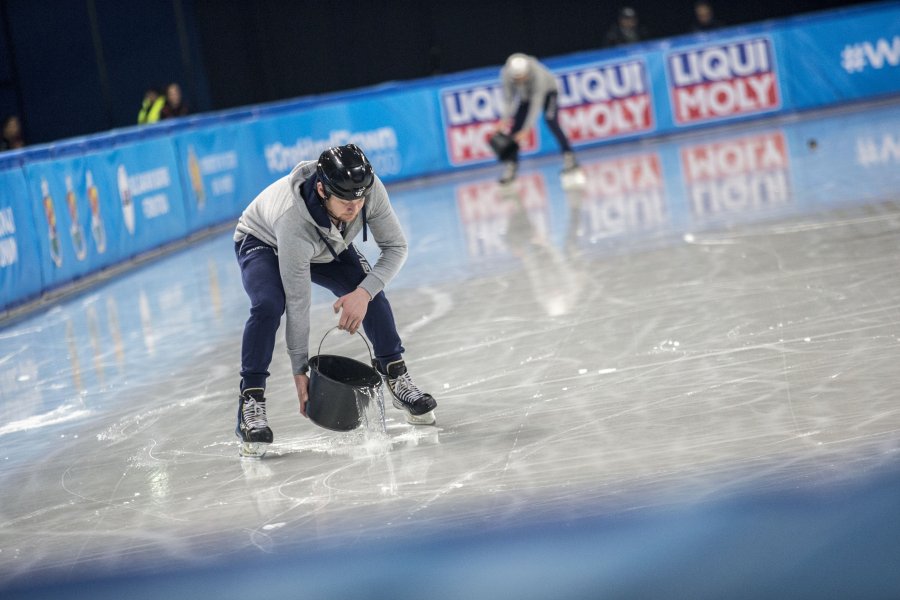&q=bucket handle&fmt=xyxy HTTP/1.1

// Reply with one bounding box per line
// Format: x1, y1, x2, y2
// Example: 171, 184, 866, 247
317, 326, 376, 365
